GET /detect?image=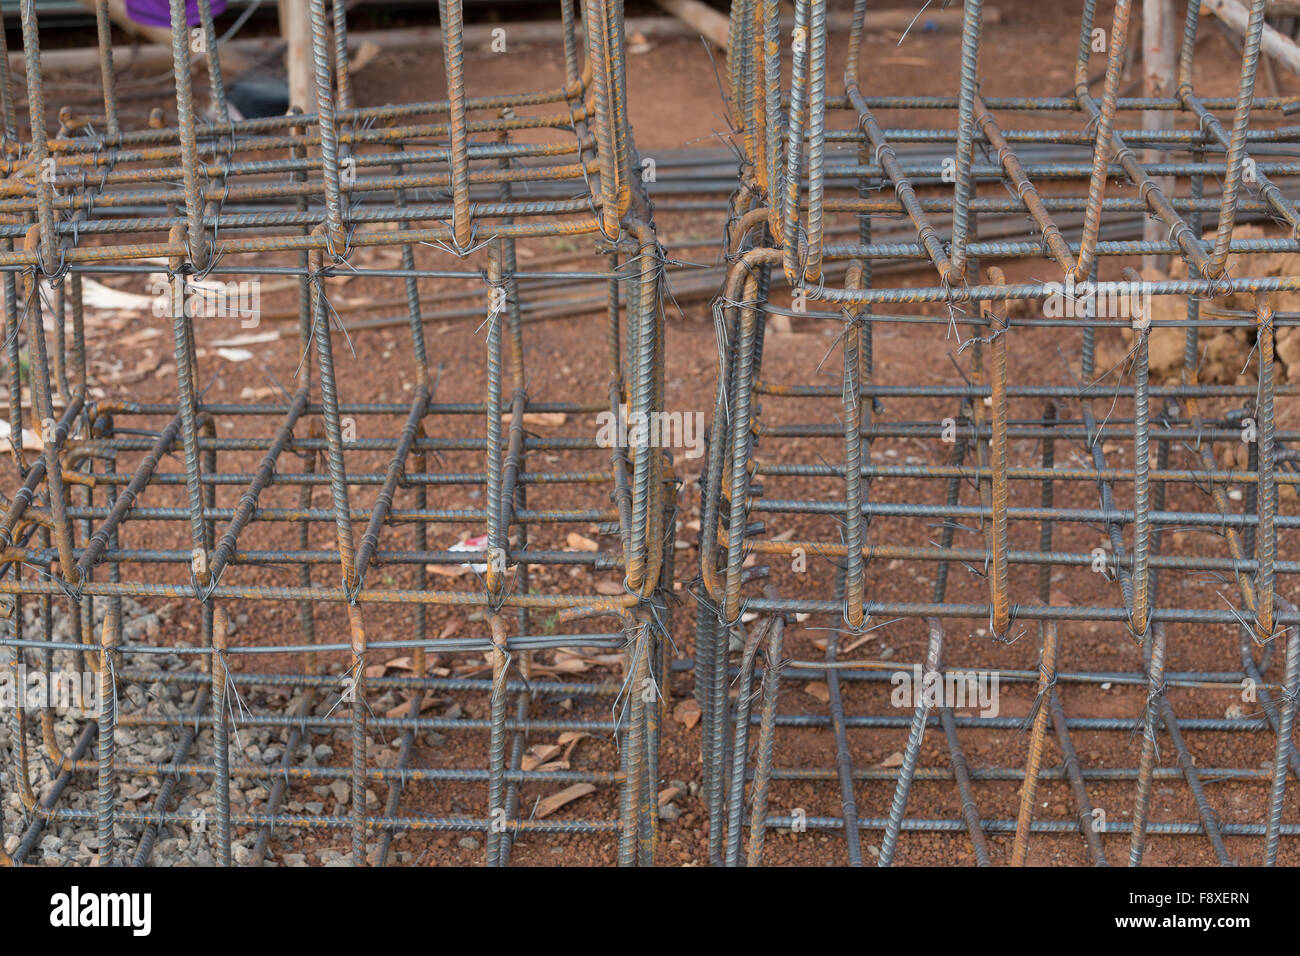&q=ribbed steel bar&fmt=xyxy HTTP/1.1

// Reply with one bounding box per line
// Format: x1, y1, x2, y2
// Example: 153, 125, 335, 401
700, 0, 1300, 867
0, 0, 668, 869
